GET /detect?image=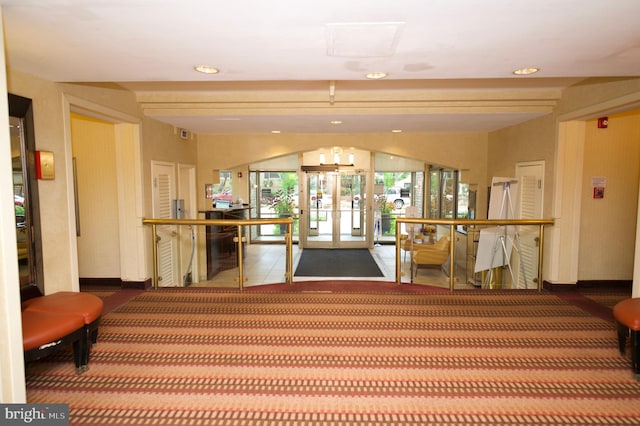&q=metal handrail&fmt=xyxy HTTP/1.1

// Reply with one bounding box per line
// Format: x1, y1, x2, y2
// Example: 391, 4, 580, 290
142, 217, 294, 290
395, 218, 554, 291
143, 216, 553, 292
